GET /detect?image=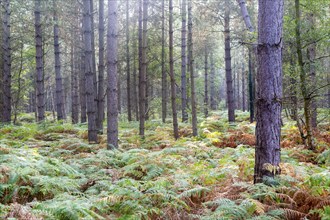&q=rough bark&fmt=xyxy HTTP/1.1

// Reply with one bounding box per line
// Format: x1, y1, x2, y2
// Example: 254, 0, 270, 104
188, 0, 197, 136
161, 0, 167, 123
71, 43, 79, 124
53, 0, 65, 121
294, 0, 314, 150
169, 0, 179, 139
181, 0, 188, 122
224, 3, 235, 123
2, 0, 11, 123
80, 51, 87, 123
35, 0, 45, 122
254, 0, 283, 184
0, 0, 3, 122
107, 0, 118, 149
210, 52, 216, 110
96, 0, 105, 132
83, 0, 97, 142
126, 0, 132, 122
204, 46, 209, 118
